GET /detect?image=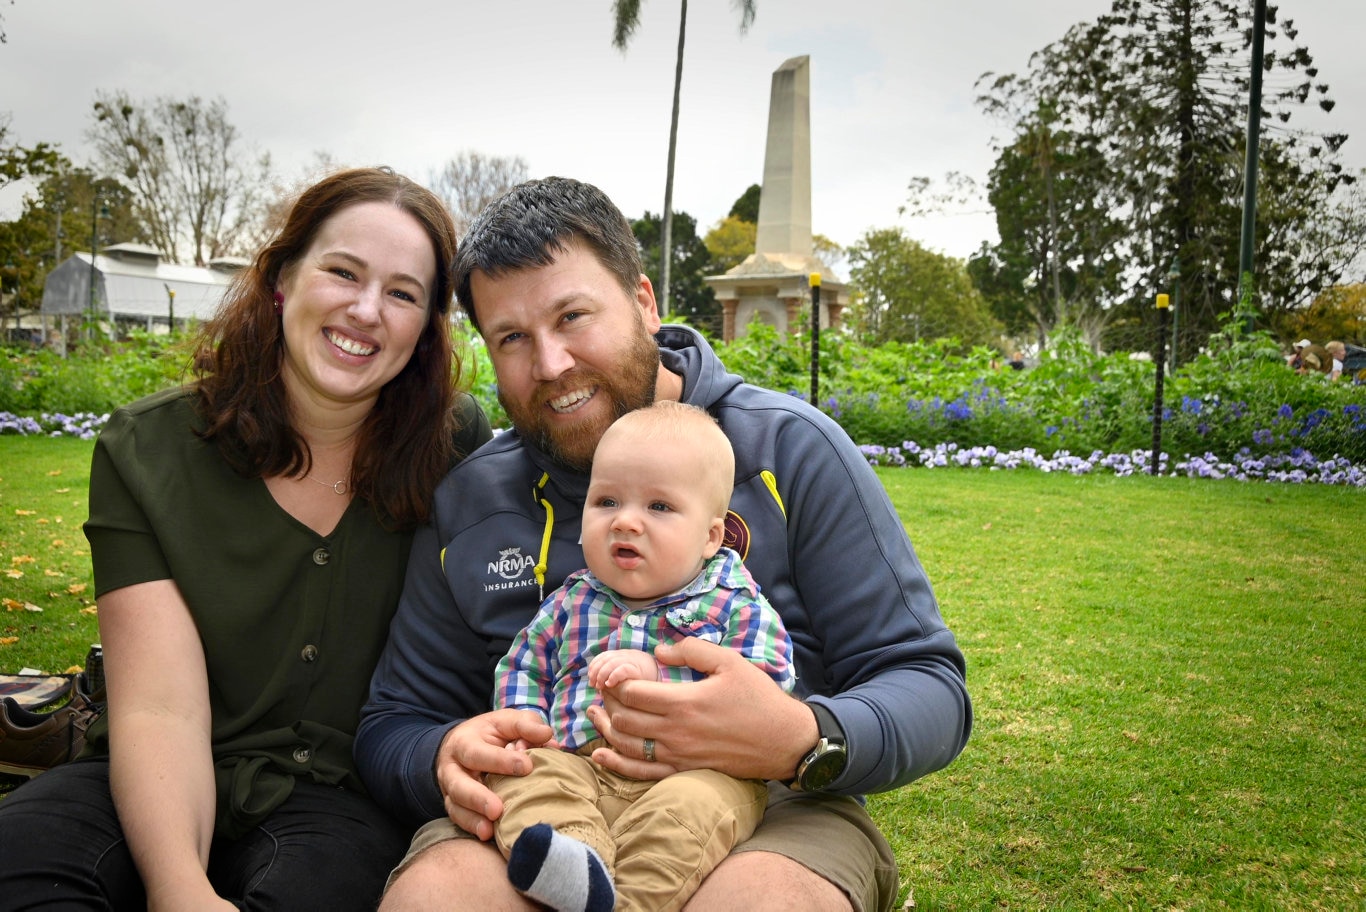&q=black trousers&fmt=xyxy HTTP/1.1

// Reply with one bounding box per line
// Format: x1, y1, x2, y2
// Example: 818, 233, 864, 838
0, 757, 412, 911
